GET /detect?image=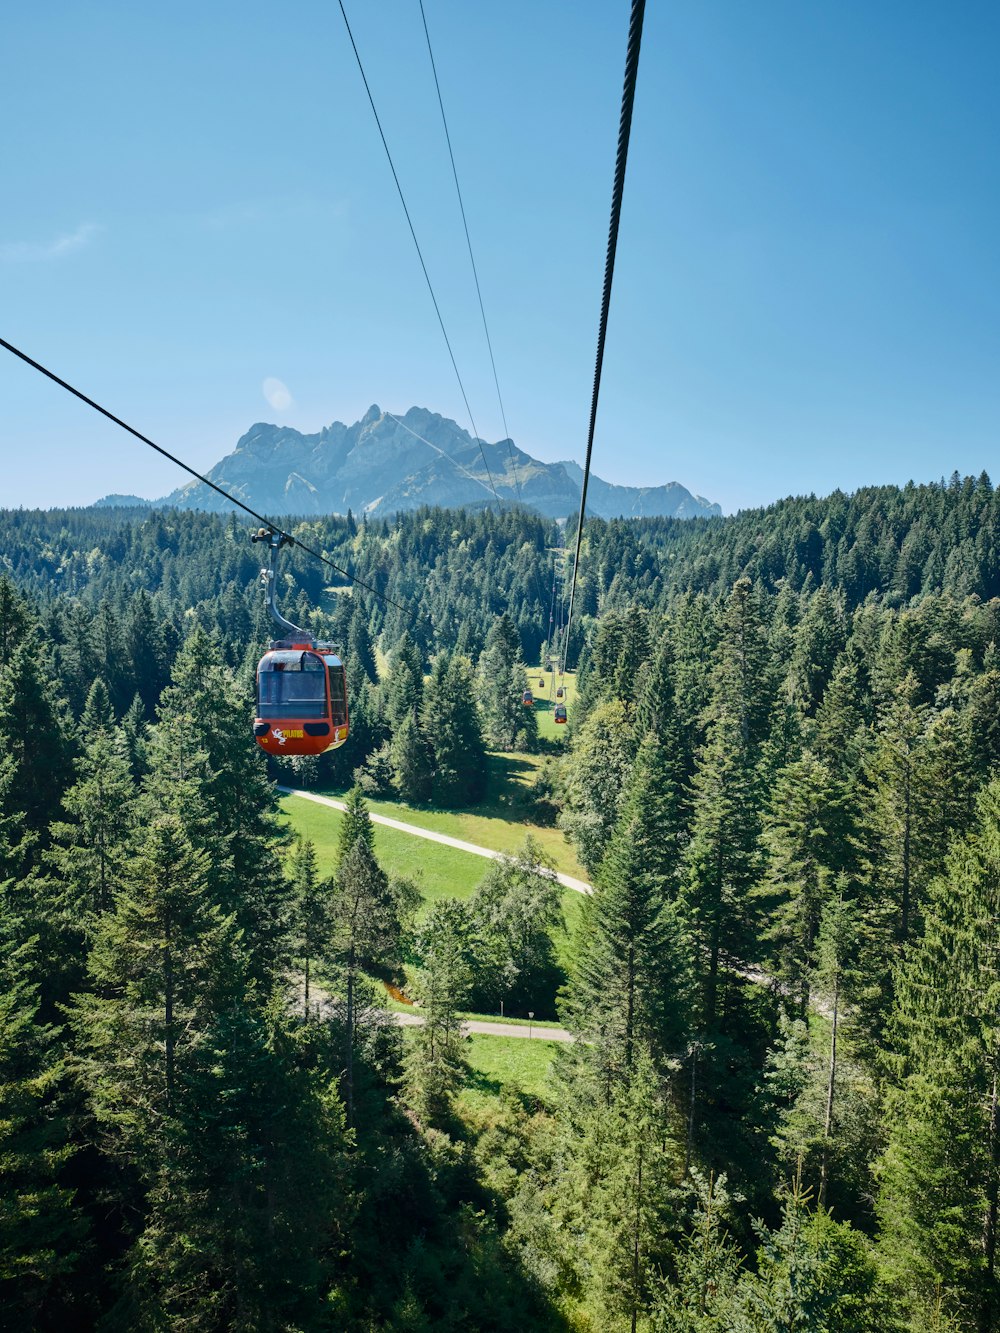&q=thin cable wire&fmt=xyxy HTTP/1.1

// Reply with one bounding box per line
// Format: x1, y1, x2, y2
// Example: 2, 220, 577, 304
336, 0, 503, 513
418, 0, 523, 509
418, 0, 561, 636
561, 0, 646, 674
384, 410, 497, 500
0, 334, 410, 615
